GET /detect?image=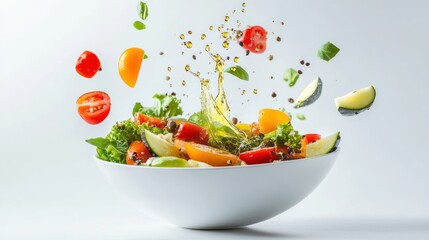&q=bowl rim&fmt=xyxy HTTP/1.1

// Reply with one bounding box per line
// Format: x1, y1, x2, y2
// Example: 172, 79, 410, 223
93, 148, 340, 171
